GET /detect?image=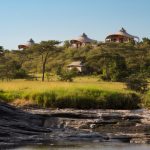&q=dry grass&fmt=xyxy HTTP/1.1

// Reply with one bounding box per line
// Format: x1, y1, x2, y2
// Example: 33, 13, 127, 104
0, 77, 128, 93
0, 77, 141, 109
